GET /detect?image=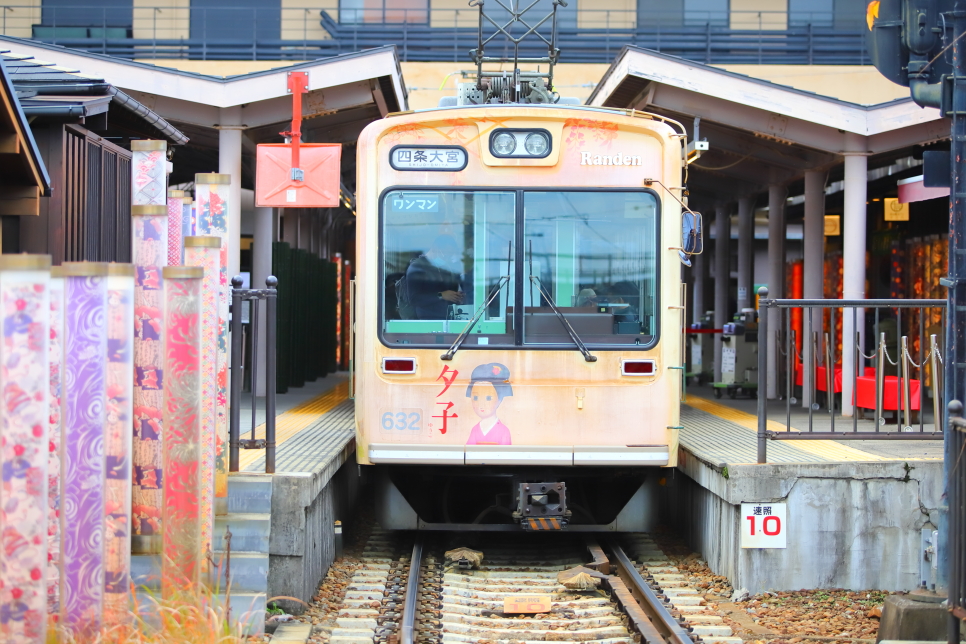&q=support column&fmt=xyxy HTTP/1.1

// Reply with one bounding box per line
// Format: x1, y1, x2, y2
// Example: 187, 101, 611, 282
842, 135, 868, 416
714, 203, 731, 383
767, 183, 786, 399
802, 170, 826, 407
217, 111, 243, 281
253, 206, 274, 397
692, 245, 707, 326
737, 196, 754, 311
282, 208, 299, 247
